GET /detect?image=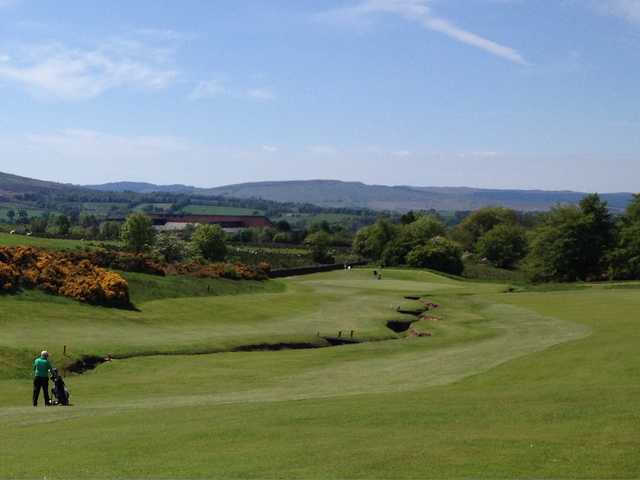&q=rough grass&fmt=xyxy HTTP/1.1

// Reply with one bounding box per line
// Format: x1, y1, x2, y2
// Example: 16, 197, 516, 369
0, 232, 118, 250
1, 268, 639, 478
